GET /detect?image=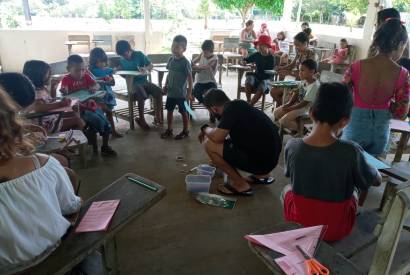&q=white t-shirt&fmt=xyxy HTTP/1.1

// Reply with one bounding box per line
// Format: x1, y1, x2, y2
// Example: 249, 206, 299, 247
195, 54, 218, 84
0, 155, 81, 273
301, 80, 321, 103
